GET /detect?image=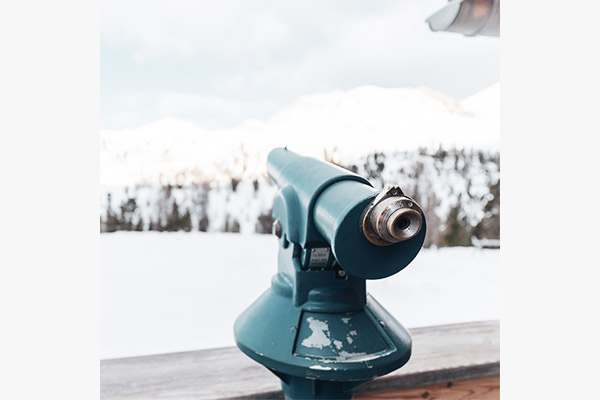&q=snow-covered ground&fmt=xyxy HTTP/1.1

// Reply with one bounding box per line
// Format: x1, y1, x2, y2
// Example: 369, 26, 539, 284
101, 232, 499, 359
